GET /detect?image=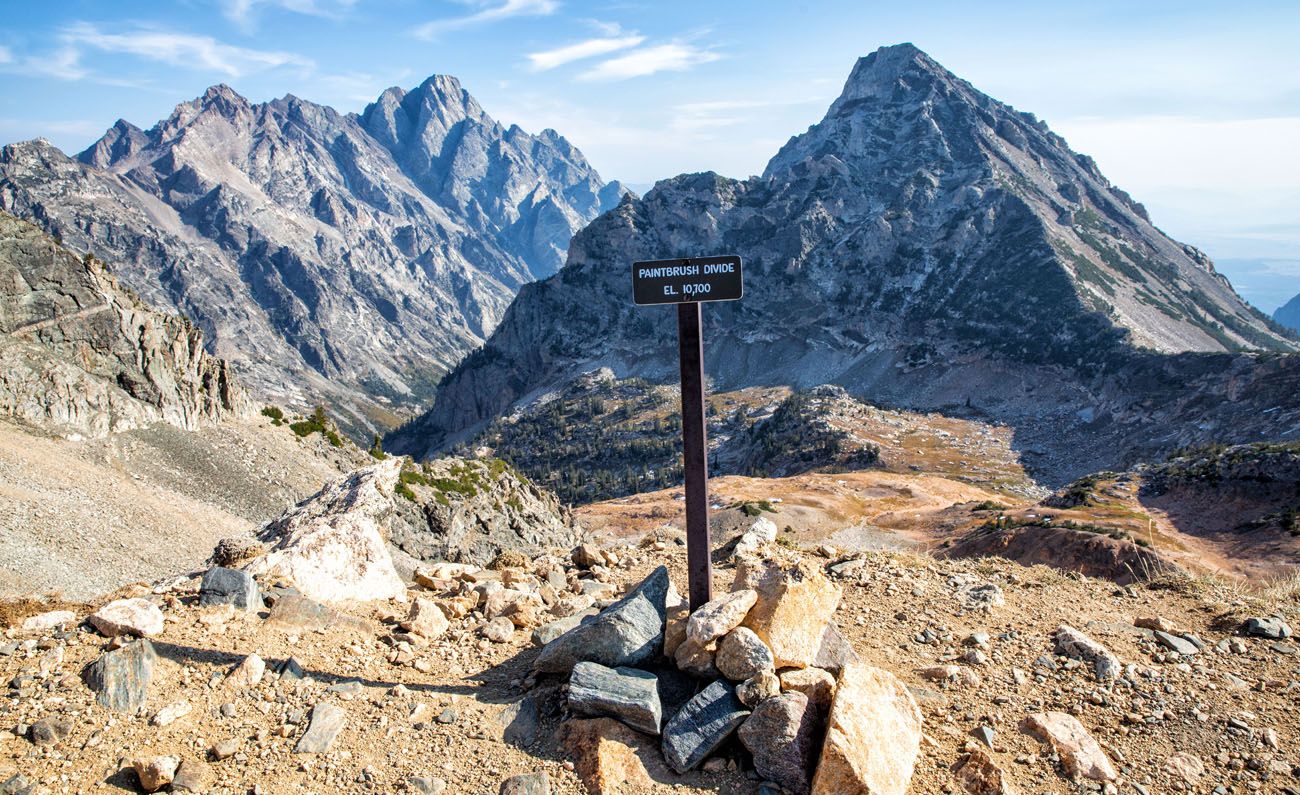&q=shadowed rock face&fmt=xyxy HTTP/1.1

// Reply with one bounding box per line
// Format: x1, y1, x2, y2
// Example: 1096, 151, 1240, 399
390, 43, 1300, 482
0, 211, 246, 436
1276, 293, 1300, 333
1, 77, 626, 438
